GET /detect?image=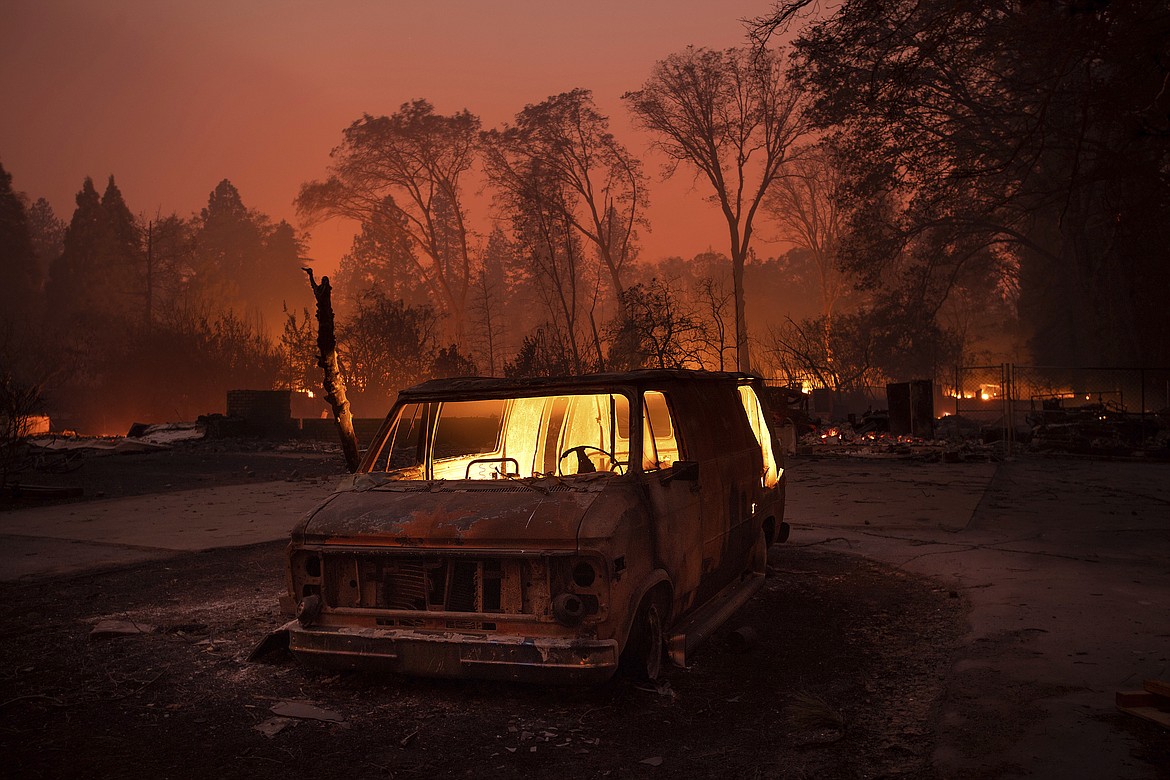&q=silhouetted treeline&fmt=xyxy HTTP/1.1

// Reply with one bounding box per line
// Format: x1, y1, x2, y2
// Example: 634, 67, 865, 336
4, 4, 1166, 432
0, 170, 311, 432
755, 0, 1170, 369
